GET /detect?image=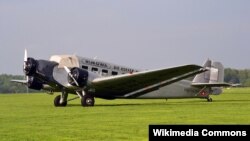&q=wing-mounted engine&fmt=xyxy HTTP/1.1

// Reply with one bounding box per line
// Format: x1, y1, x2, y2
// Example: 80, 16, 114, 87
27, 76, 43, 90
67, 67, 89, 87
